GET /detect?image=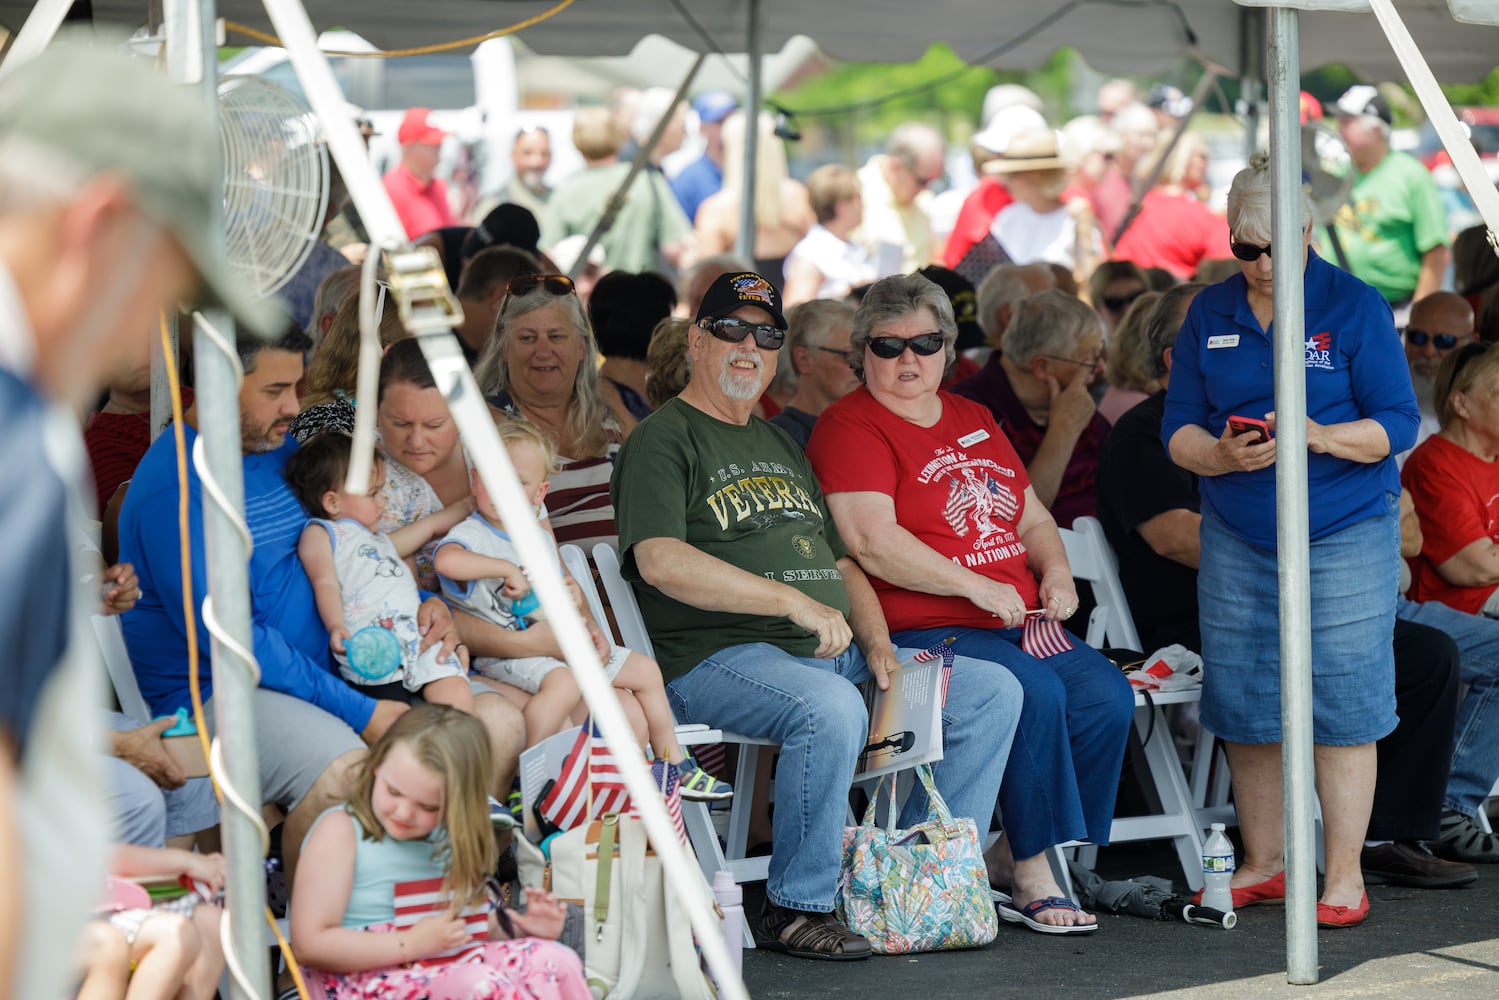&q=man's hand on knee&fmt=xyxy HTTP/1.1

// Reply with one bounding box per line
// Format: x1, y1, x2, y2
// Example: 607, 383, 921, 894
416, 597, 461, 661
